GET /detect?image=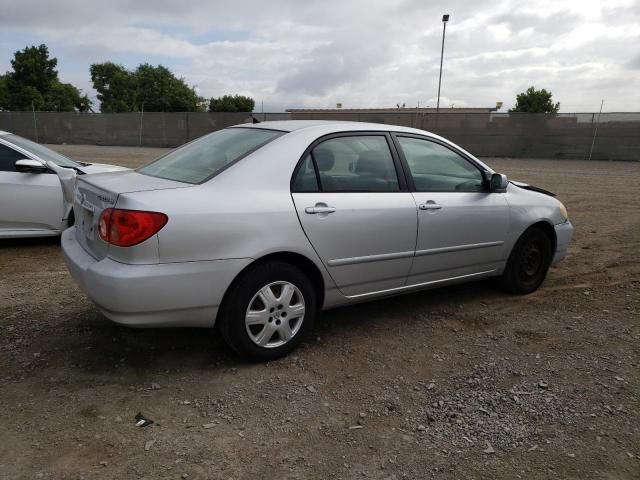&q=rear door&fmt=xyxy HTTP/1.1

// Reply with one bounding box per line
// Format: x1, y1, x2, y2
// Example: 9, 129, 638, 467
393, 134, 510, 285
291, 133, 418, 297
0, 142, 64, 235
